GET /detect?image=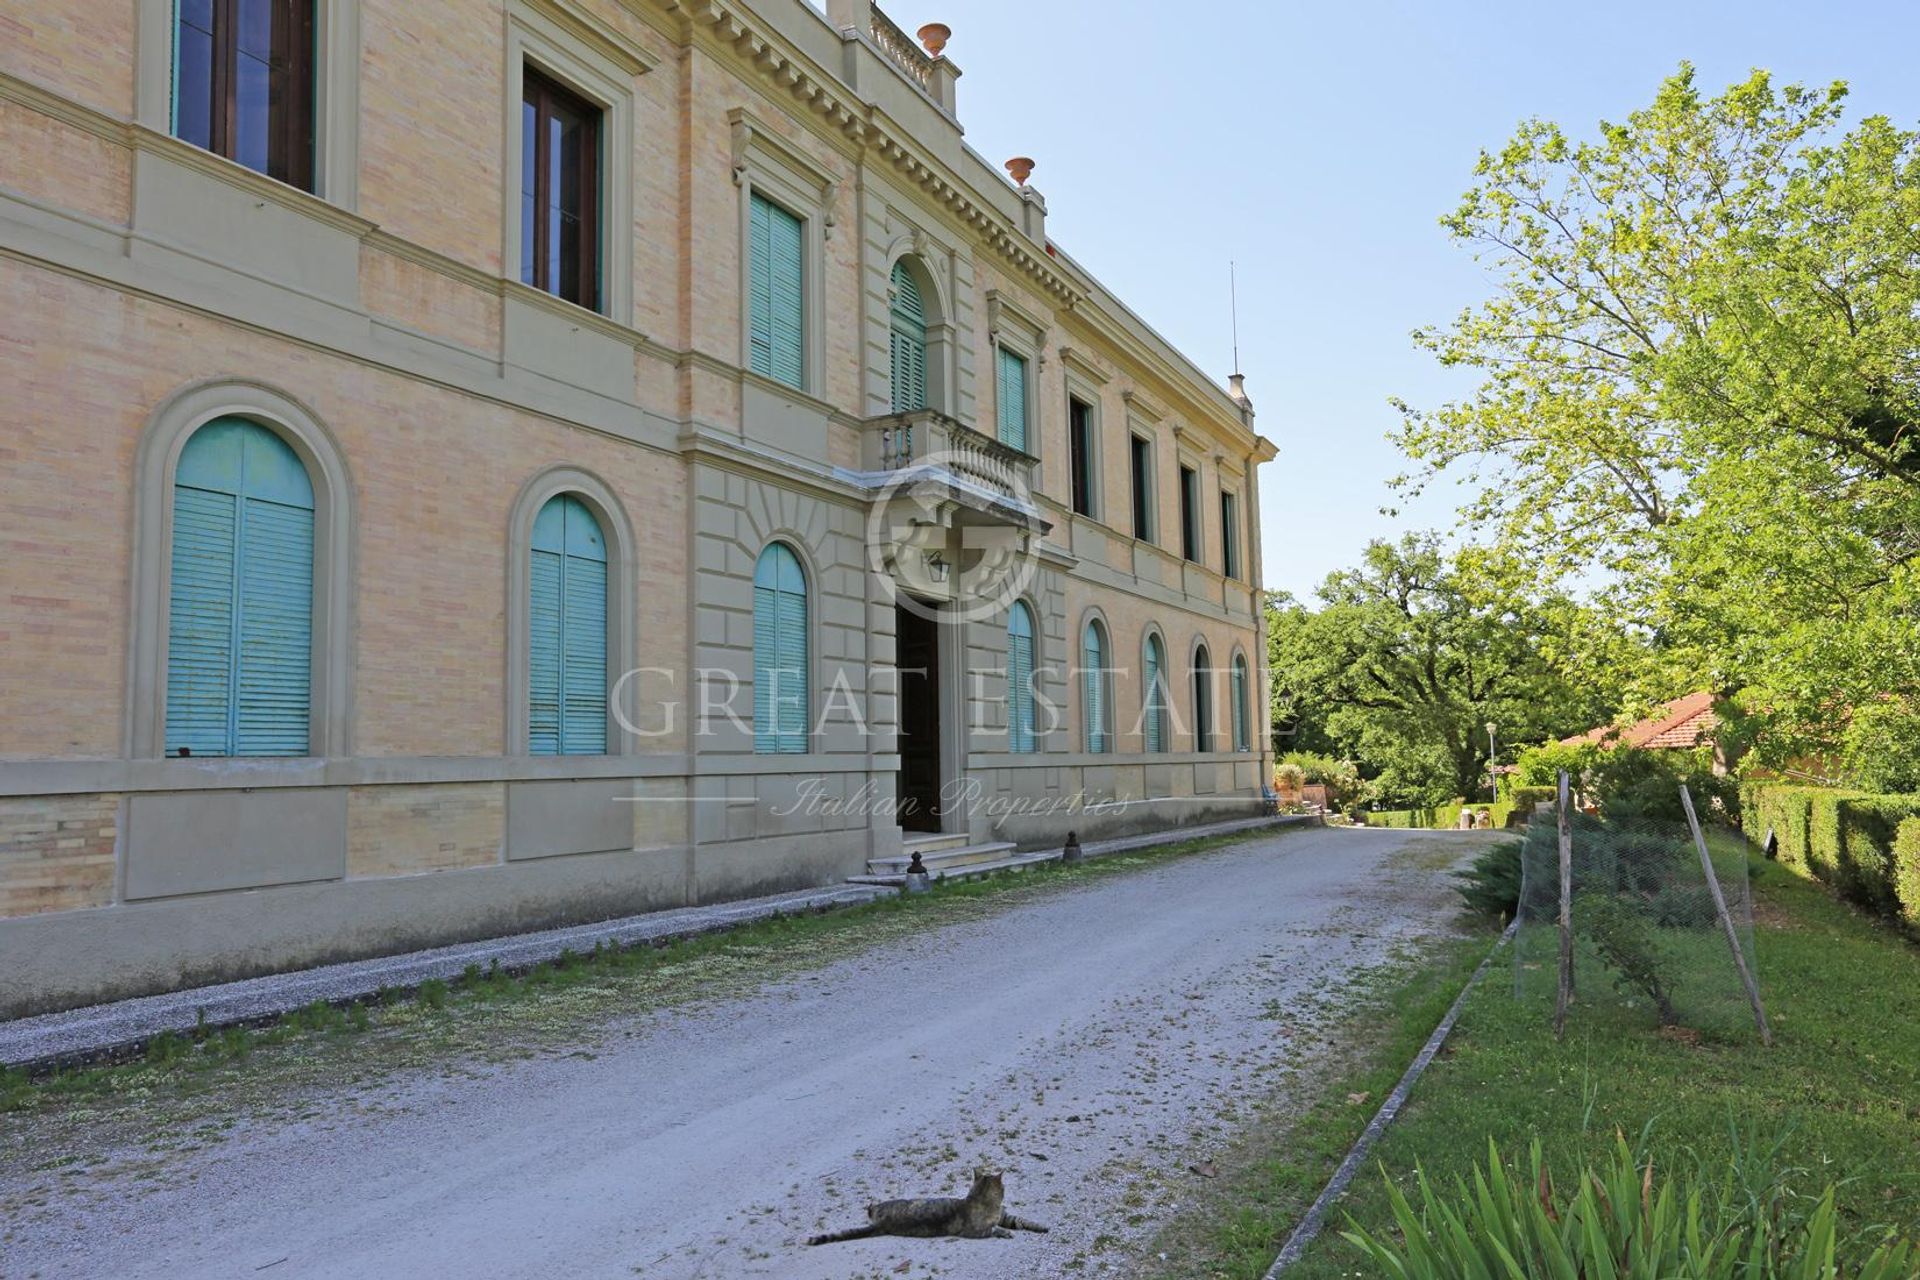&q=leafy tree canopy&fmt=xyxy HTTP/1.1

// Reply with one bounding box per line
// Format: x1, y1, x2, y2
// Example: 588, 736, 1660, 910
1393, 65, 1920, 772
1269, 535, 1623, 808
